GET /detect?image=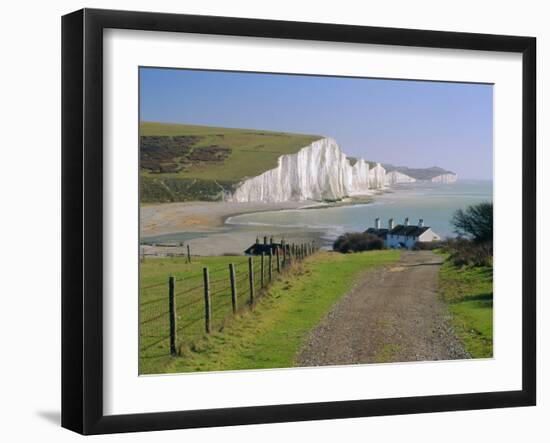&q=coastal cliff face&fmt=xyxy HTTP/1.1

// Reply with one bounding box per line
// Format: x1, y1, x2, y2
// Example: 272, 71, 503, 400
228, 137, 458, 203
368, 163, 386, 189
385, 170, 416, 185
431, 173, 458, 183
229, 138, 380, 203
